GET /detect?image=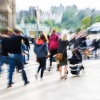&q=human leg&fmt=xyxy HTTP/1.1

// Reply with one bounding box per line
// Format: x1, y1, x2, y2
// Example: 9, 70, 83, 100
8, 58, 15, 87
40, 57, 46, 78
